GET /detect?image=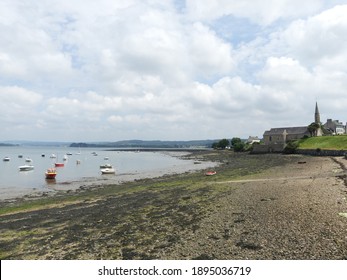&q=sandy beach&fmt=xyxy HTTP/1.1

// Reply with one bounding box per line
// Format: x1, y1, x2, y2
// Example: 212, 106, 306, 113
0, 151, 346, 259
